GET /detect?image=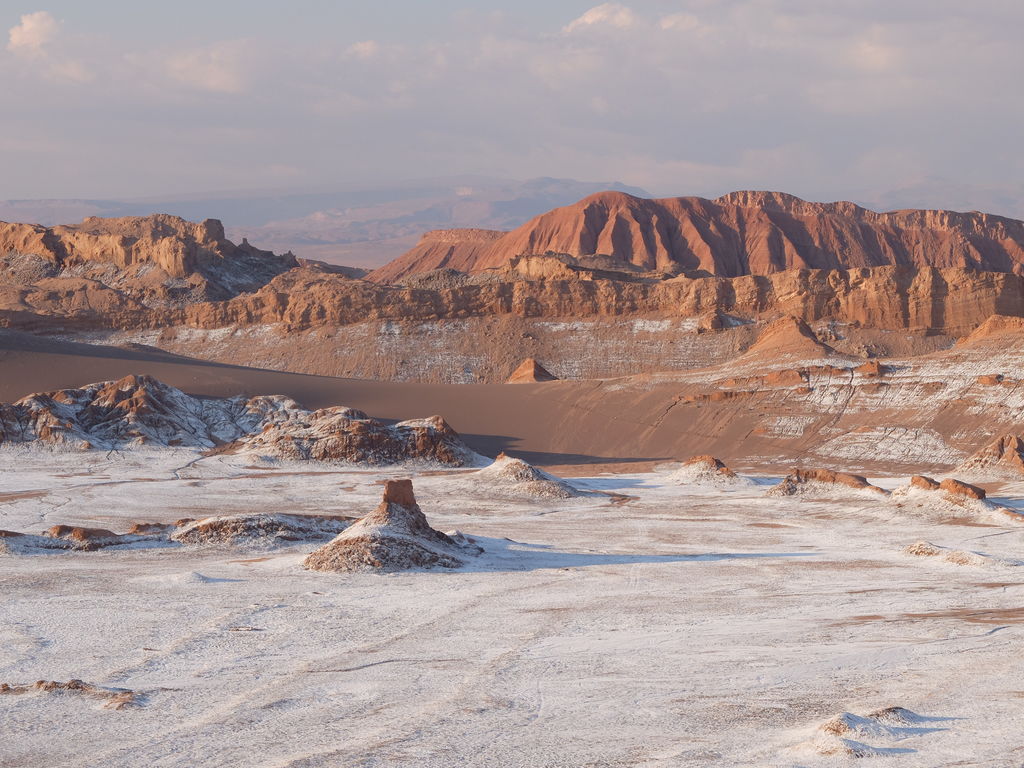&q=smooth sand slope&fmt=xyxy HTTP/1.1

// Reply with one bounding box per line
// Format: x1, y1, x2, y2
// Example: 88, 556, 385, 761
8, 325, 1024, 475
